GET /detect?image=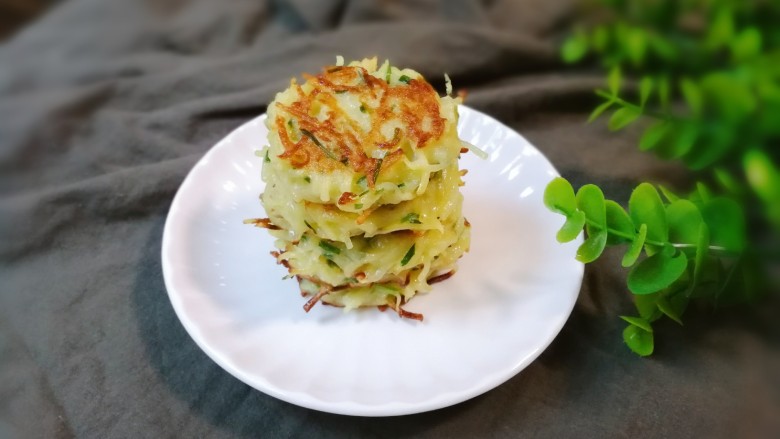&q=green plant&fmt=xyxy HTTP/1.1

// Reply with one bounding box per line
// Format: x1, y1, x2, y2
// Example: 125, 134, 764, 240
548, 0, 780, 355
